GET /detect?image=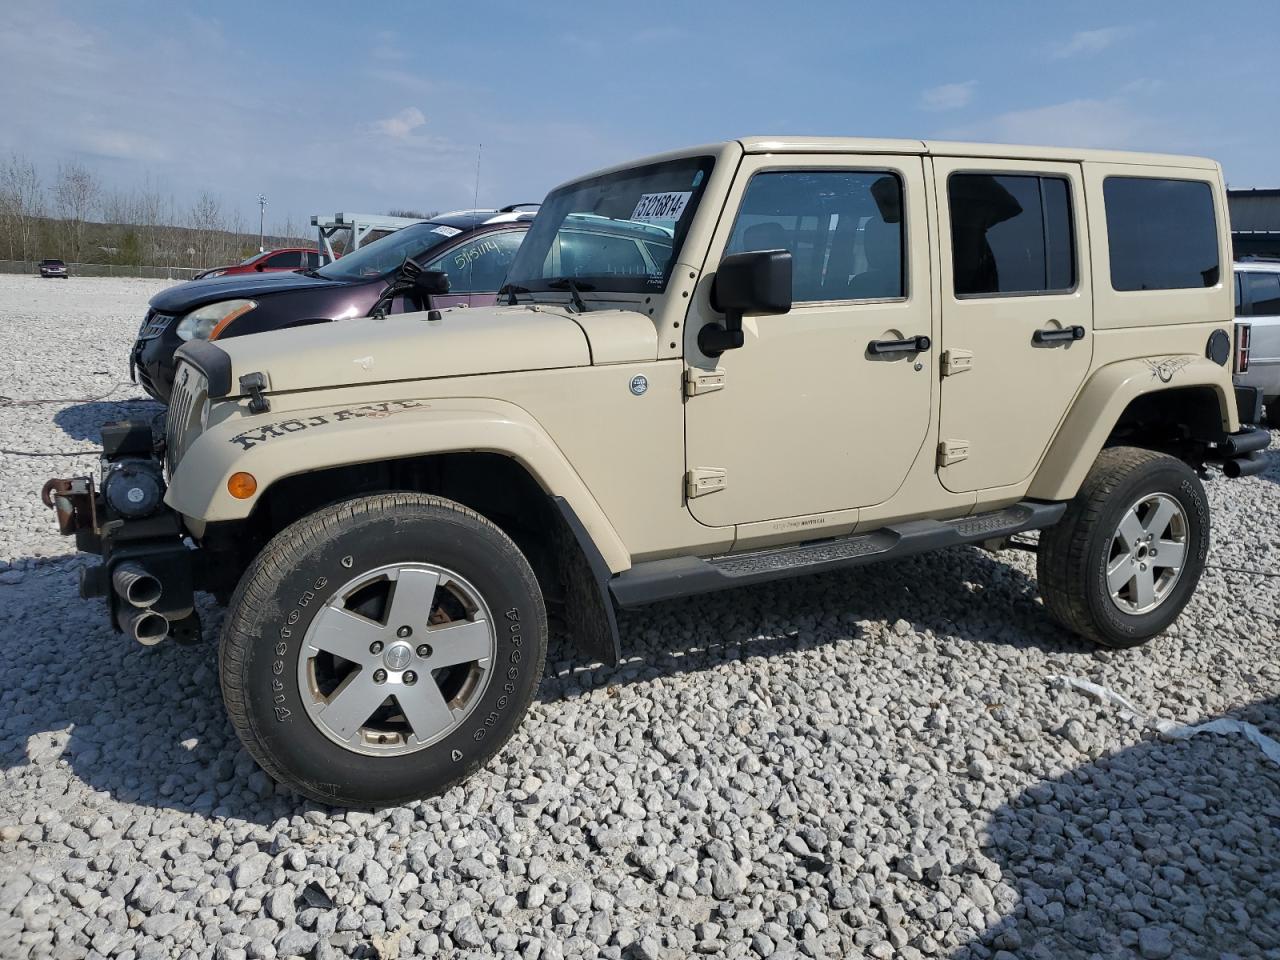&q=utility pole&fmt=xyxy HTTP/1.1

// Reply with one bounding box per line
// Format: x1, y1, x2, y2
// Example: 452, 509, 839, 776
257, 194, 268, 252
